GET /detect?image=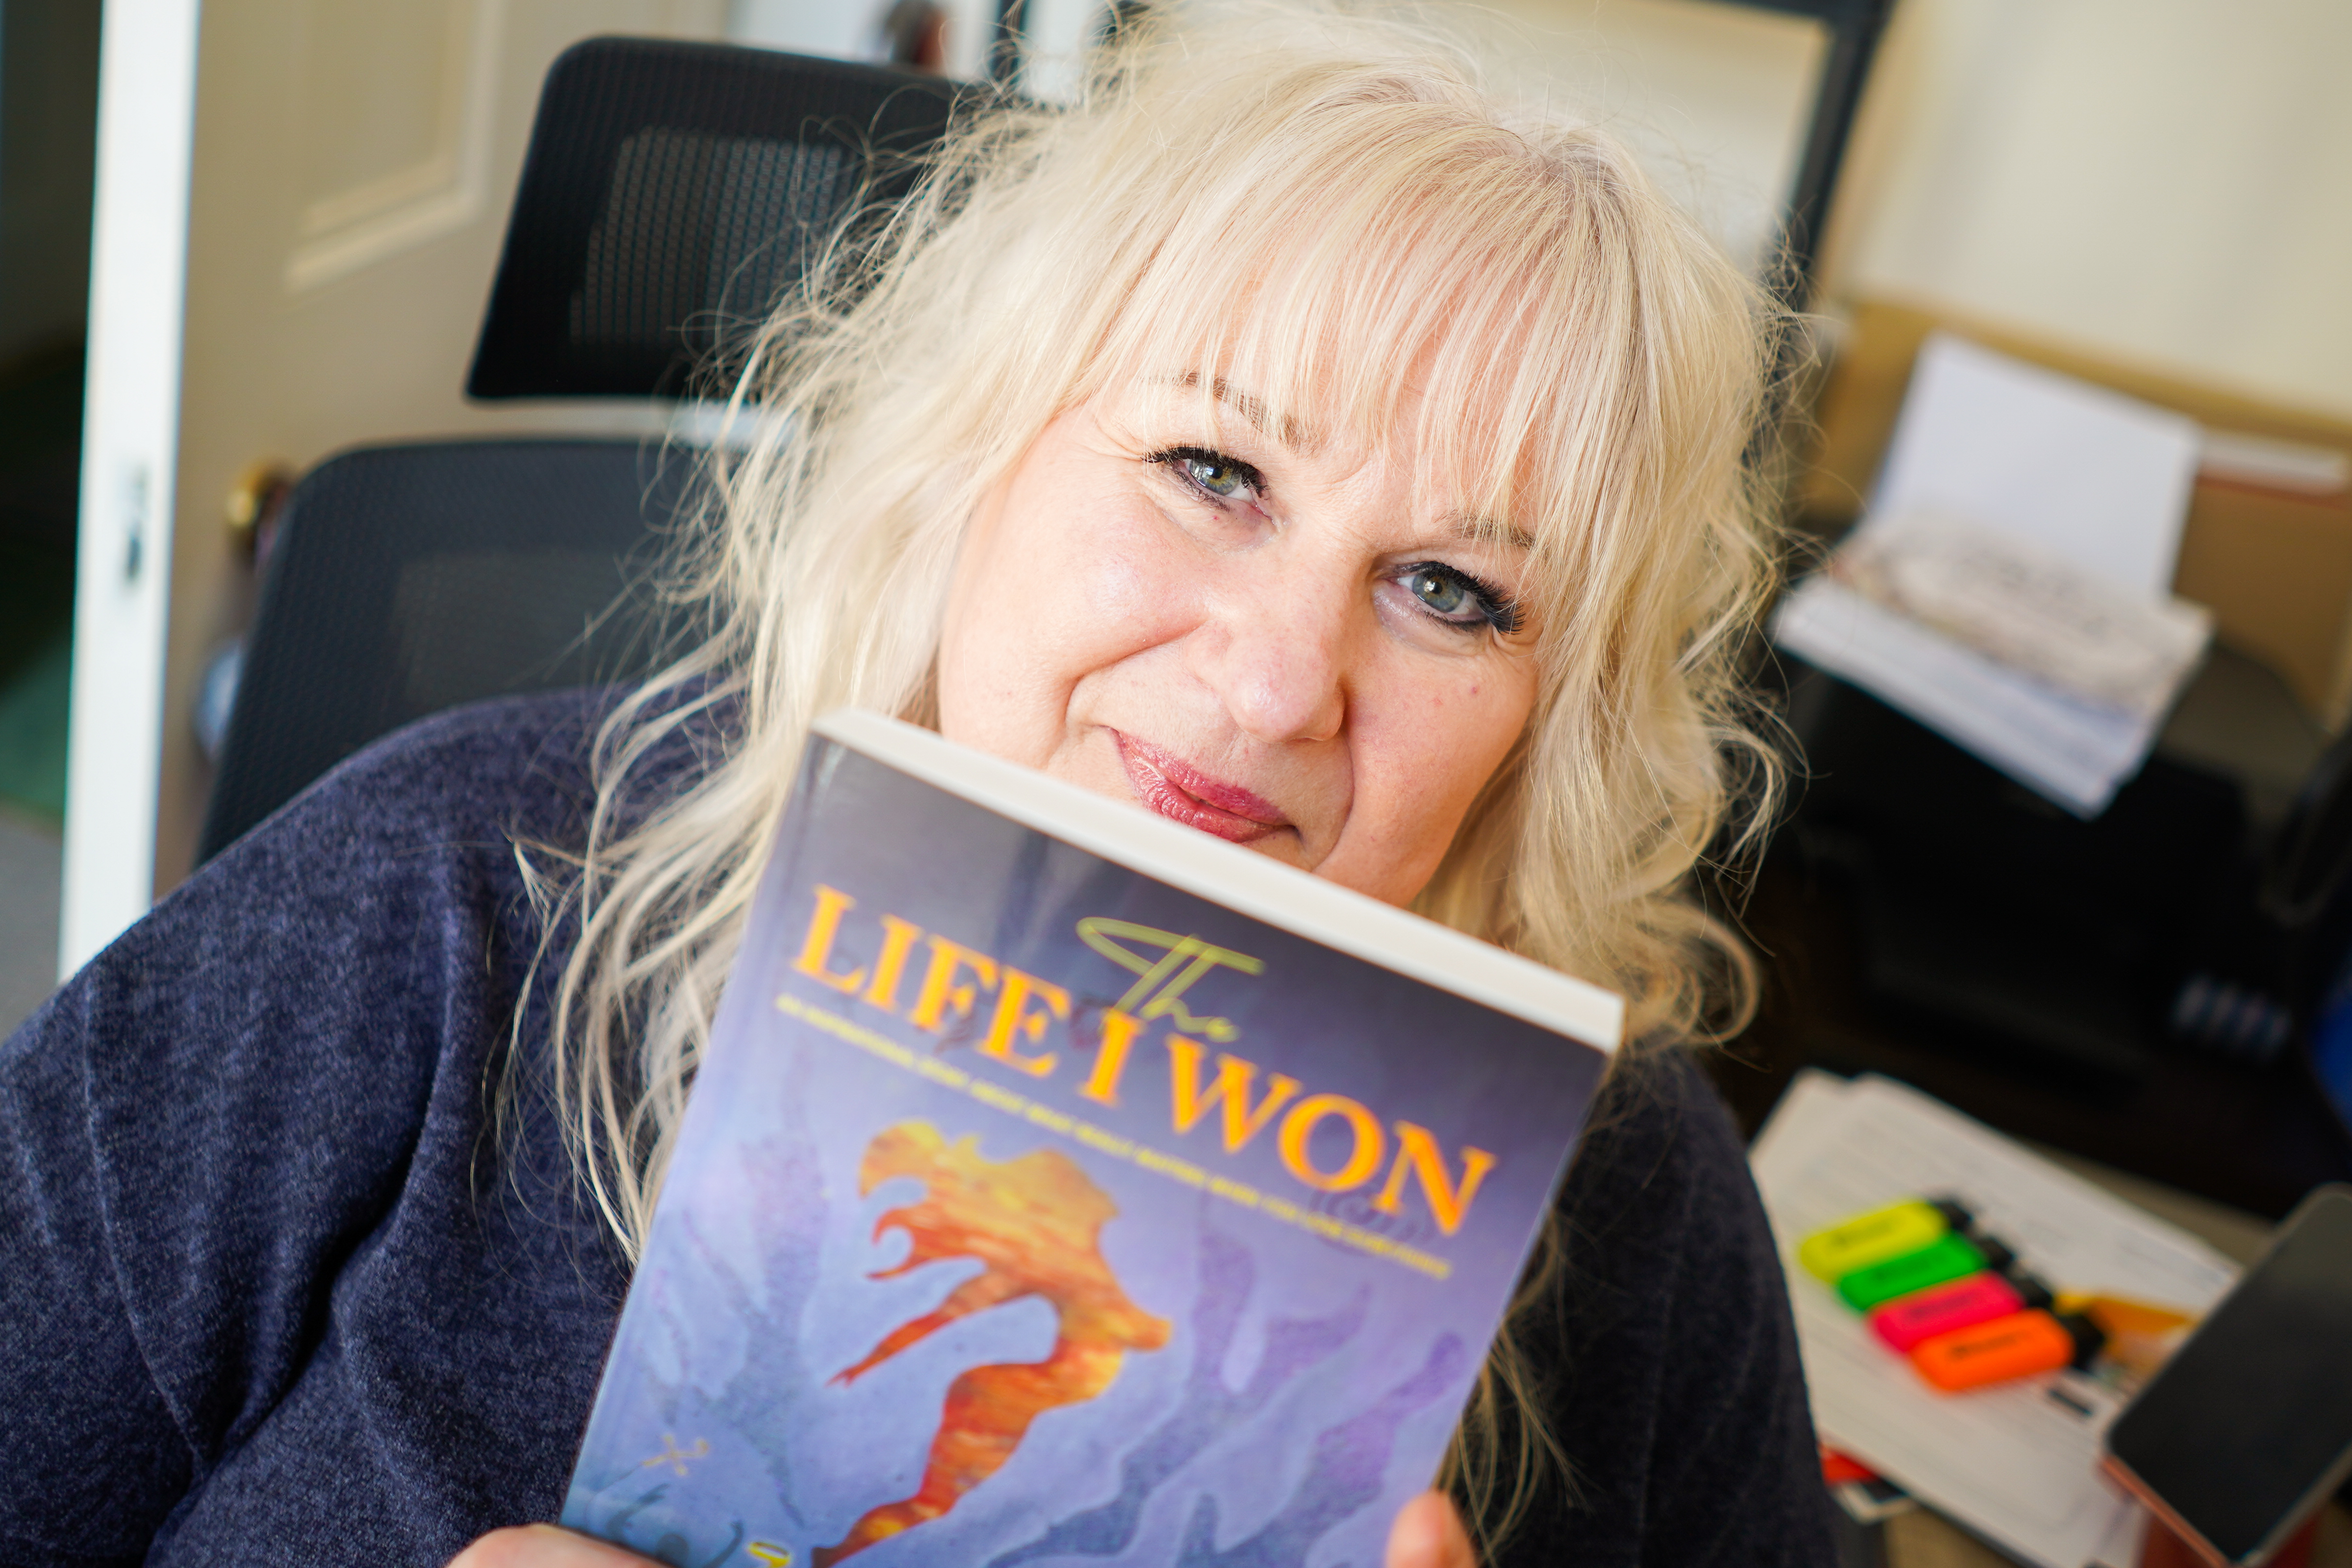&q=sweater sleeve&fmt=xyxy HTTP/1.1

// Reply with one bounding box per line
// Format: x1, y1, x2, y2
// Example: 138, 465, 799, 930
0, 868, 452, 1563
0, 693, 603, 1567
1483, 1049, 1838, 1568
0, 983, 193, 1567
